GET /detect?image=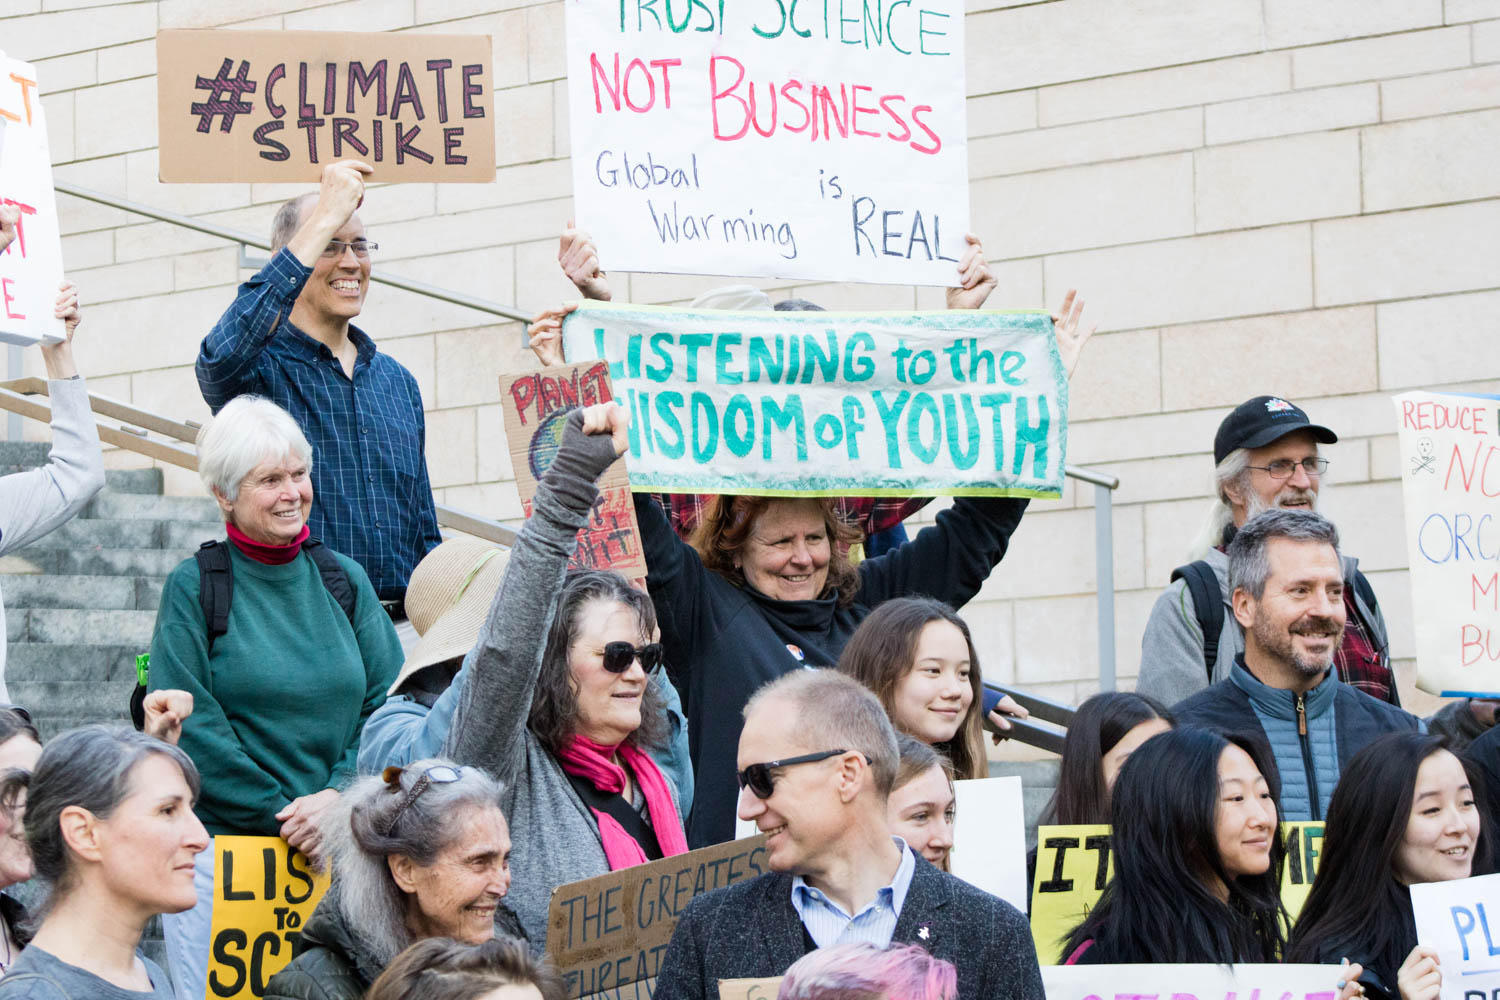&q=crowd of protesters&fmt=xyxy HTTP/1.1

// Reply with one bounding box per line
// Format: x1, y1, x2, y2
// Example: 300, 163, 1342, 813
0, 162, 1496, 1000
